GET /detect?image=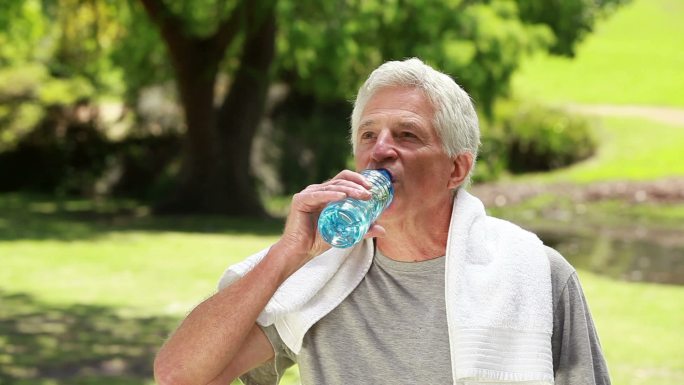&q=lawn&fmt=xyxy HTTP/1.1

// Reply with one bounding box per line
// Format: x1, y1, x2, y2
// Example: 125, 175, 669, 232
2, 191, 684, 385
581, 271, 684, 384
512, 0, 684, 107
0, 195, 288, 385
0, 195, 284, 314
